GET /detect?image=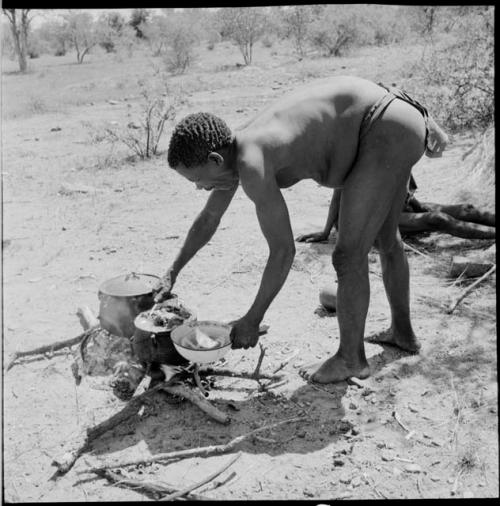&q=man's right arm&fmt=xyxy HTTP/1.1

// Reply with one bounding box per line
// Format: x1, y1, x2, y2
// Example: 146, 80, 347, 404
155, 186, 237, 300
